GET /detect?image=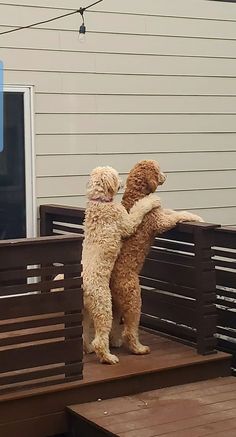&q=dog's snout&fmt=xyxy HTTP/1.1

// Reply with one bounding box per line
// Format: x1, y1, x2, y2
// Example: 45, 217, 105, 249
160, 172, 167, 185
